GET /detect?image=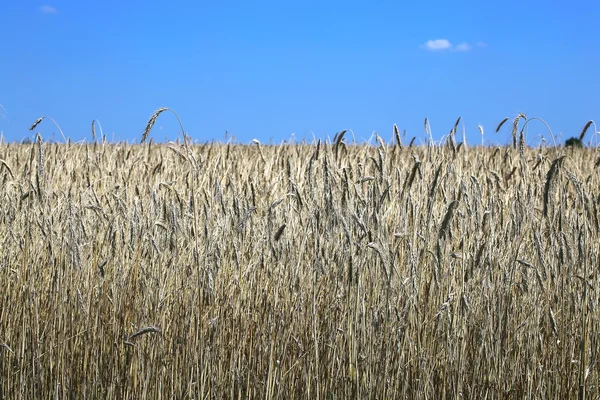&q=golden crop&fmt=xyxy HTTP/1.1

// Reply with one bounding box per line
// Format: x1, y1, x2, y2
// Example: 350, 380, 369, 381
0, 132, 599, 398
